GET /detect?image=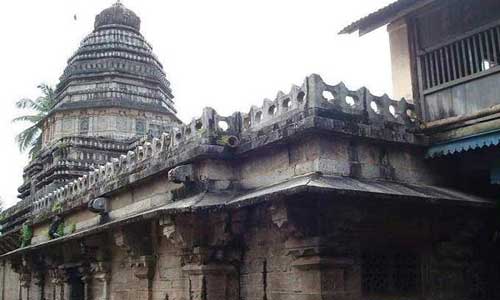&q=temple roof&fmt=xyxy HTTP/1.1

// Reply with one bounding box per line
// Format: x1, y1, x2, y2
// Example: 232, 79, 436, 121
95, 1, 141, 31
52, 1, 176, 115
